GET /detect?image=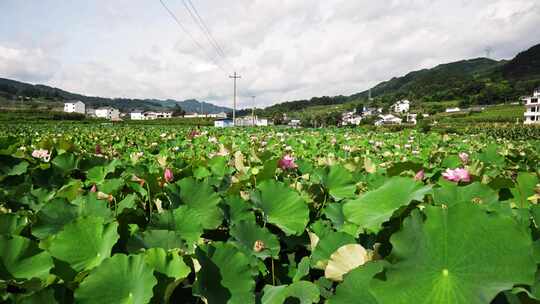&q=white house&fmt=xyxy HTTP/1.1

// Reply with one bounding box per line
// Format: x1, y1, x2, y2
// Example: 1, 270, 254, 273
214, 119, 234, 128
145, 111, 173, 120
206, 112, 228, 118
524, 88, 540, 125
362, 106, 382, 116
375, 114, 402, 126
130, 111, 145, 120
95, 107, 120, 120
288, 119, 301, 127
64, 101, 85, 114
445, 107, 461, 113
235, 116, 269, 127
391, 100, 410, 113
341, 110, 362, 126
